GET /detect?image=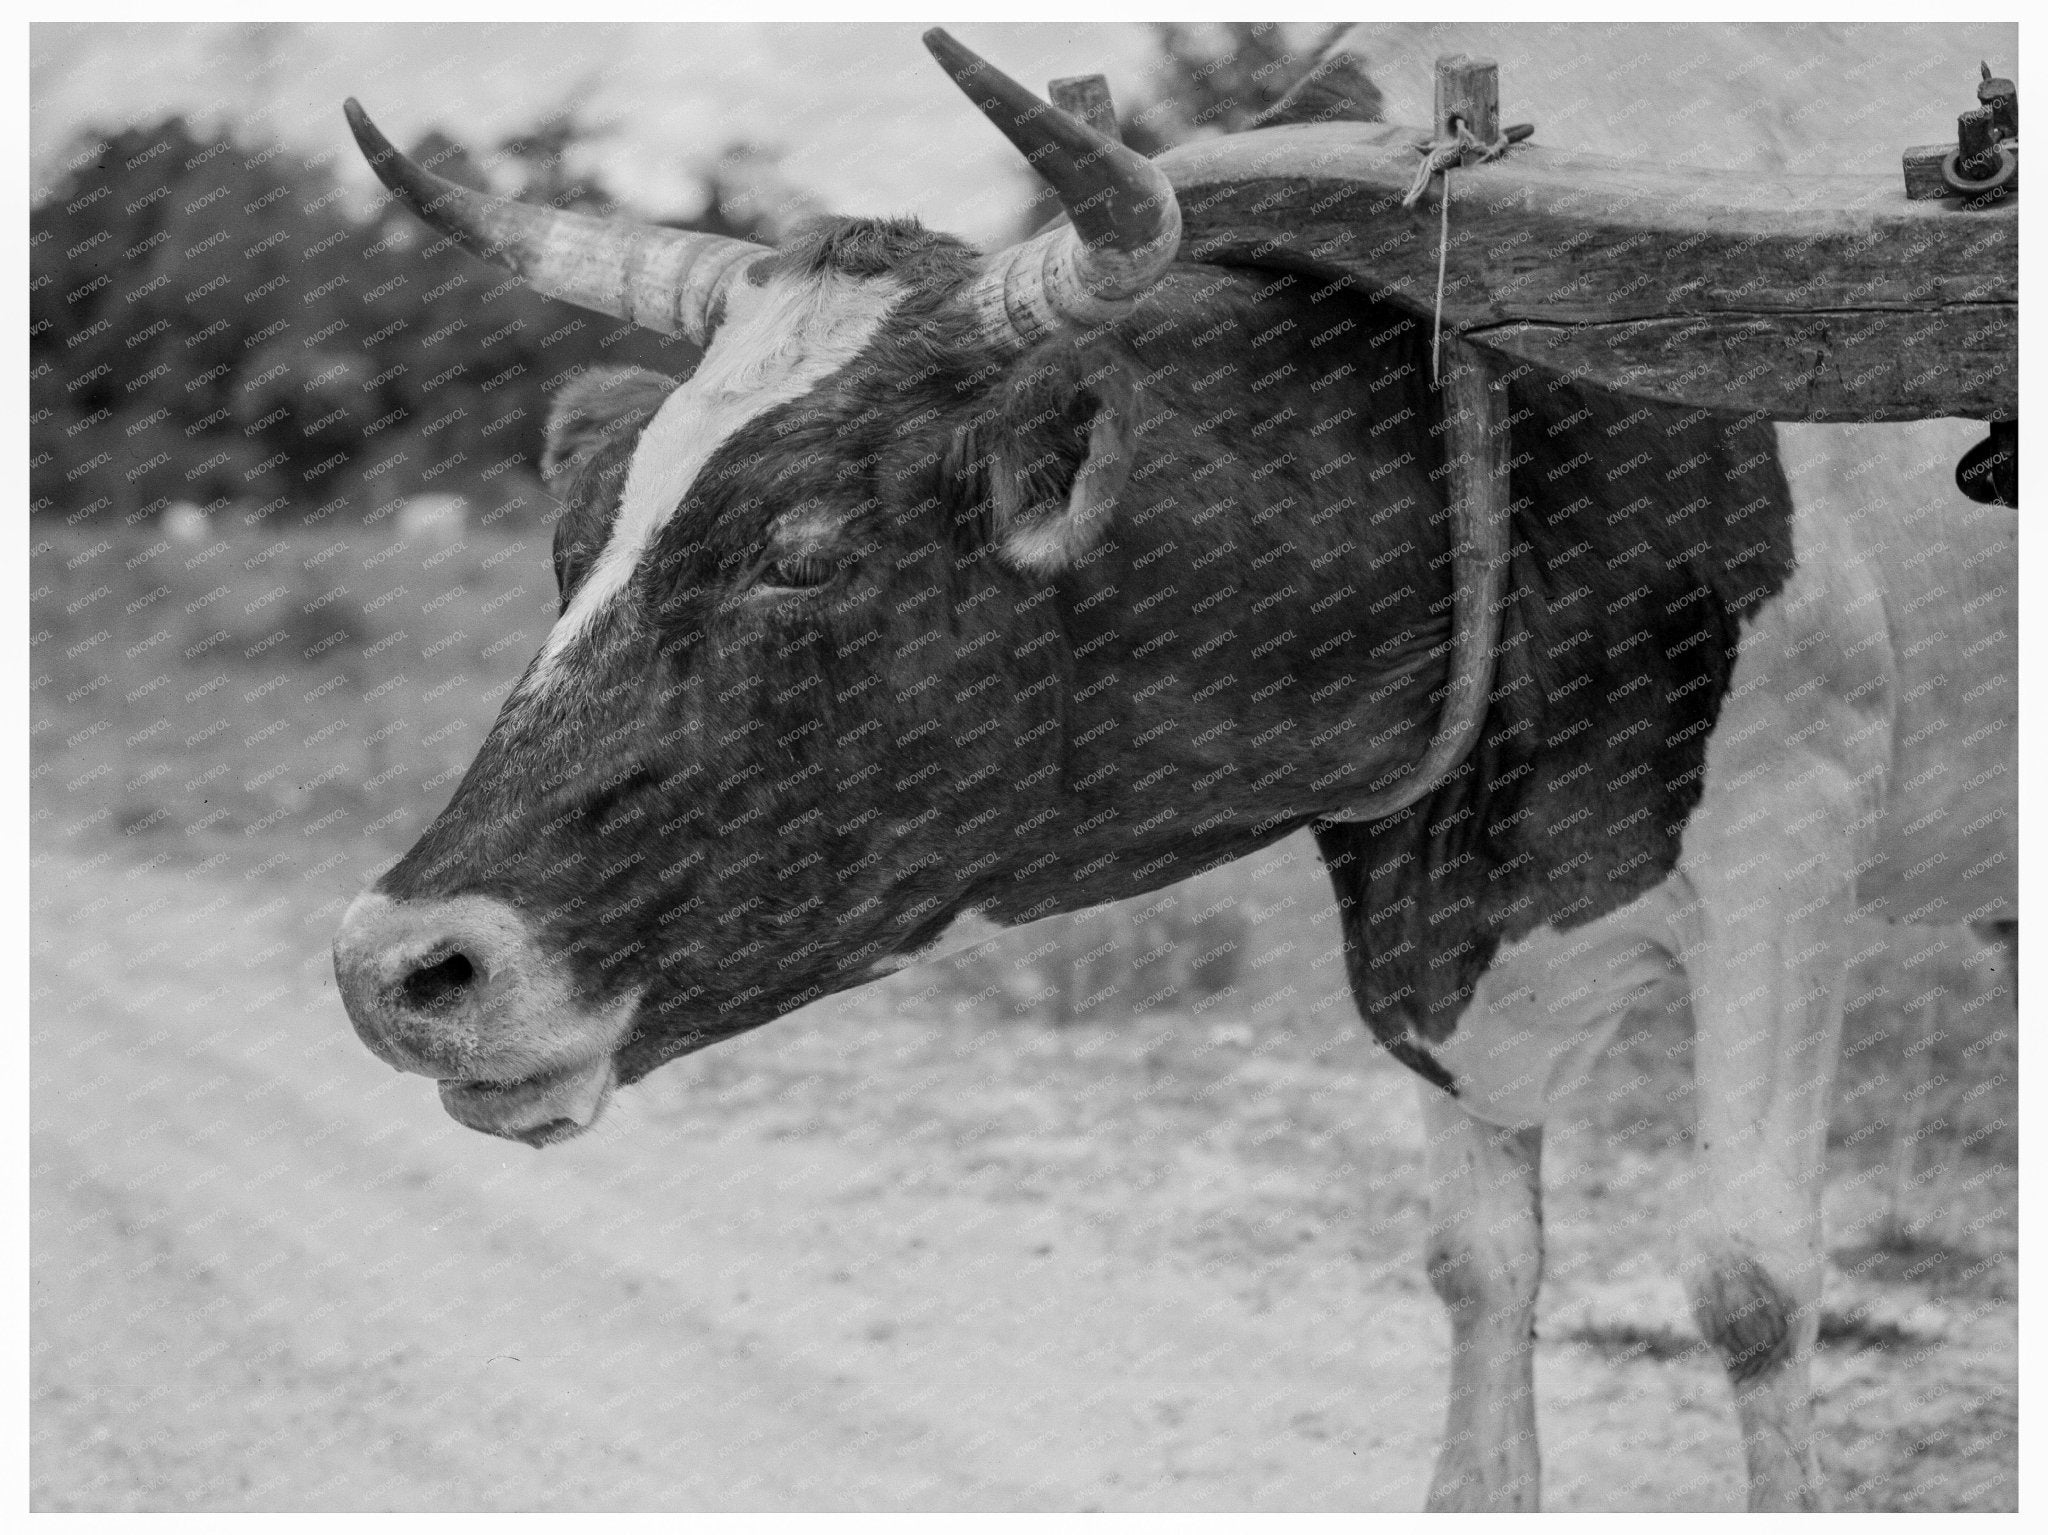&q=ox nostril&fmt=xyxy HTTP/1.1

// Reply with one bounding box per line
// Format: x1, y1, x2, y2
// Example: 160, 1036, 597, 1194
401, 950, 479, 1012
